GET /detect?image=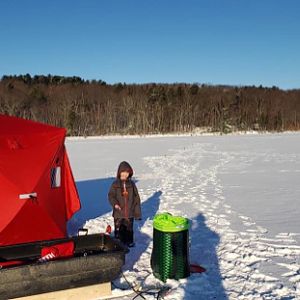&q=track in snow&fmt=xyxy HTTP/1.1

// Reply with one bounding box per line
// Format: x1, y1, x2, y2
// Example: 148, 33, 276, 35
68, 134, 300, 299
